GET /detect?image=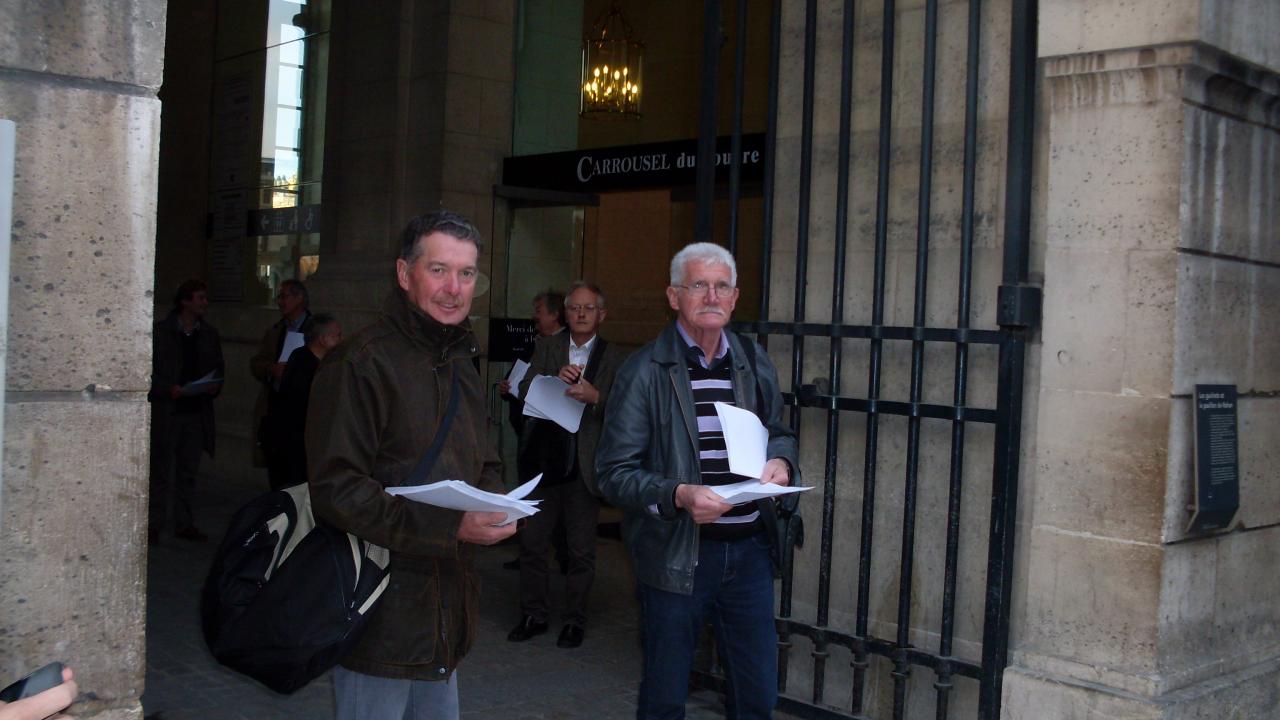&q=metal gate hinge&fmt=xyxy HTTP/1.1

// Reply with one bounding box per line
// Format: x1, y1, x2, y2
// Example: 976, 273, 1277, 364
997, 284, 1042, 330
